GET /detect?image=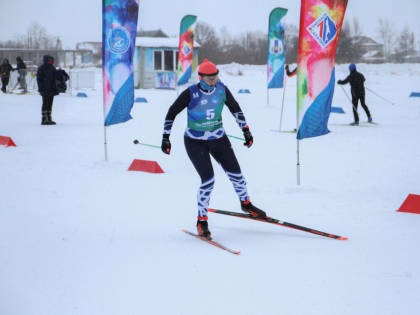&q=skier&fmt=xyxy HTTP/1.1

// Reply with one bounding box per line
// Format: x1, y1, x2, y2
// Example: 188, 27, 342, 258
0, 59, 13, 93
36, 55, 58, 125
337, 64, 372, 125
285, 64, 297, 77
161, 59, 266, 239
13, 57, 28, 93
